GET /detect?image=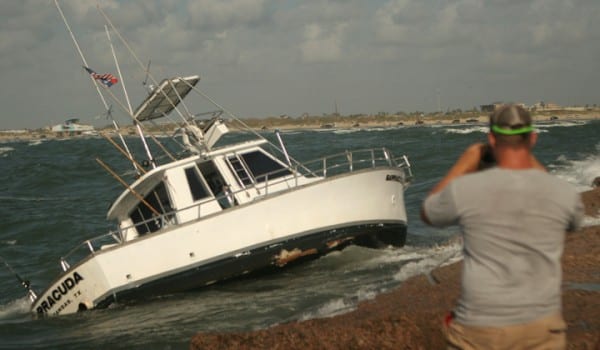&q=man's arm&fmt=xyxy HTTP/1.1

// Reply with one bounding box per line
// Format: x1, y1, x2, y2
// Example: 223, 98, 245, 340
427, 143, 485, 196
420, 143, 484, 225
